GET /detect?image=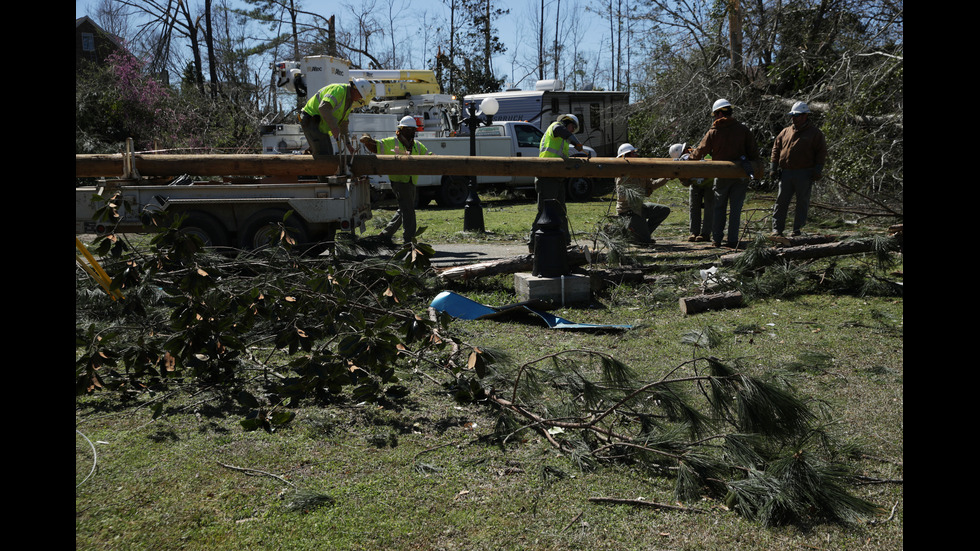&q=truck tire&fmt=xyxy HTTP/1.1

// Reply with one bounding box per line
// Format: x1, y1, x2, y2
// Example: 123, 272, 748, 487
436, 176, 468, 208
177, 211, 229, 248
239, 209, 309, 250
566, 177, 593, 202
